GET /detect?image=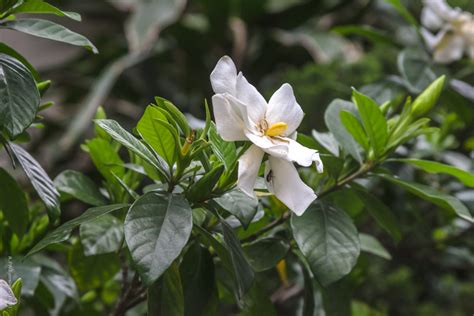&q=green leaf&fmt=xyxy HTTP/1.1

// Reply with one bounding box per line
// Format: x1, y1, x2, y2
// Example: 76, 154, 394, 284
291, 203, 360, 286
352, 90, 388, 158
27, 204, 128, 257
1, 19, 97, 53
3, 277, 22, 315
54, 170, 107, 206
243, 238, 289, 272
398, 49, 437, 93
324, 99, 363, 163
332, 25, 394, 45
180, 243, 217, 316
378, 174, 473, 222
137, 105, 178, 168
360, 79, 405, 106
79, 215, 123, 256
0, 168, 29, 237
312, 130, 339, 157
150, 262, 184, 316
221, 220, 255, 299
0, 257, 41, 296
214, 189, 258, 229
10, 143, 60, 222
240, 283, 277, 316
95, 119, 169, 180
11, 0, 81, 21
339, 110, 369, 151
155, 97, 190, 136
394, 158, 474, 188
84, 138, 125, 183
382, 0, 418, 26
353, 187, 401, 242
0, 43, 39, 80
68, 243, 120, 291
186, 164, 224, 202
359, 233, 391, 260
0, 53, 40, 138
208, 124, 237, 170
124, 192, 192, 285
